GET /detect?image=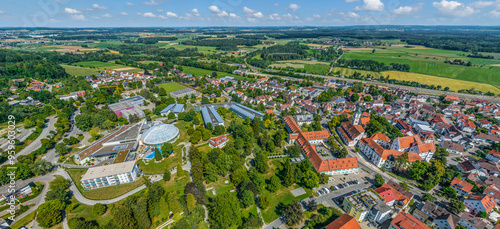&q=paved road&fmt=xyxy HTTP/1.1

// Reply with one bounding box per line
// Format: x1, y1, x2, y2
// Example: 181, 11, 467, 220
264, 181, 372, 229
1, 116, 57, 166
